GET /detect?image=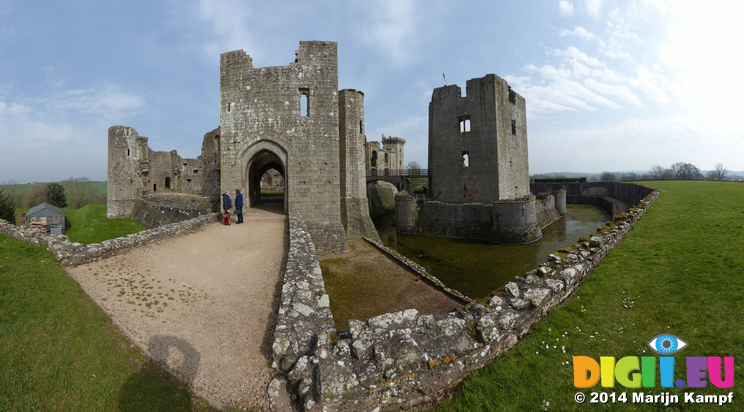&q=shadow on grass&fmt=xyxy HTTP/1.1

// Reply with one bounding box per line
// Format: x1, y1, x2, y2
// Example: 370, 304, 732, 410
119, 335, 210, 412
